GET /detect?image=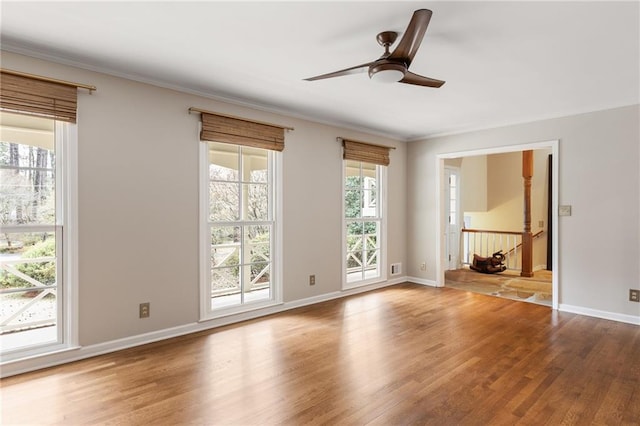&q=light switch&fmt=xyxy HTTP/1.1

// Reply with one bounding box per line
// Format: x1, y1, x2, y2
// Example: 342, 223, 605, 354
559, 205, 572, 216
